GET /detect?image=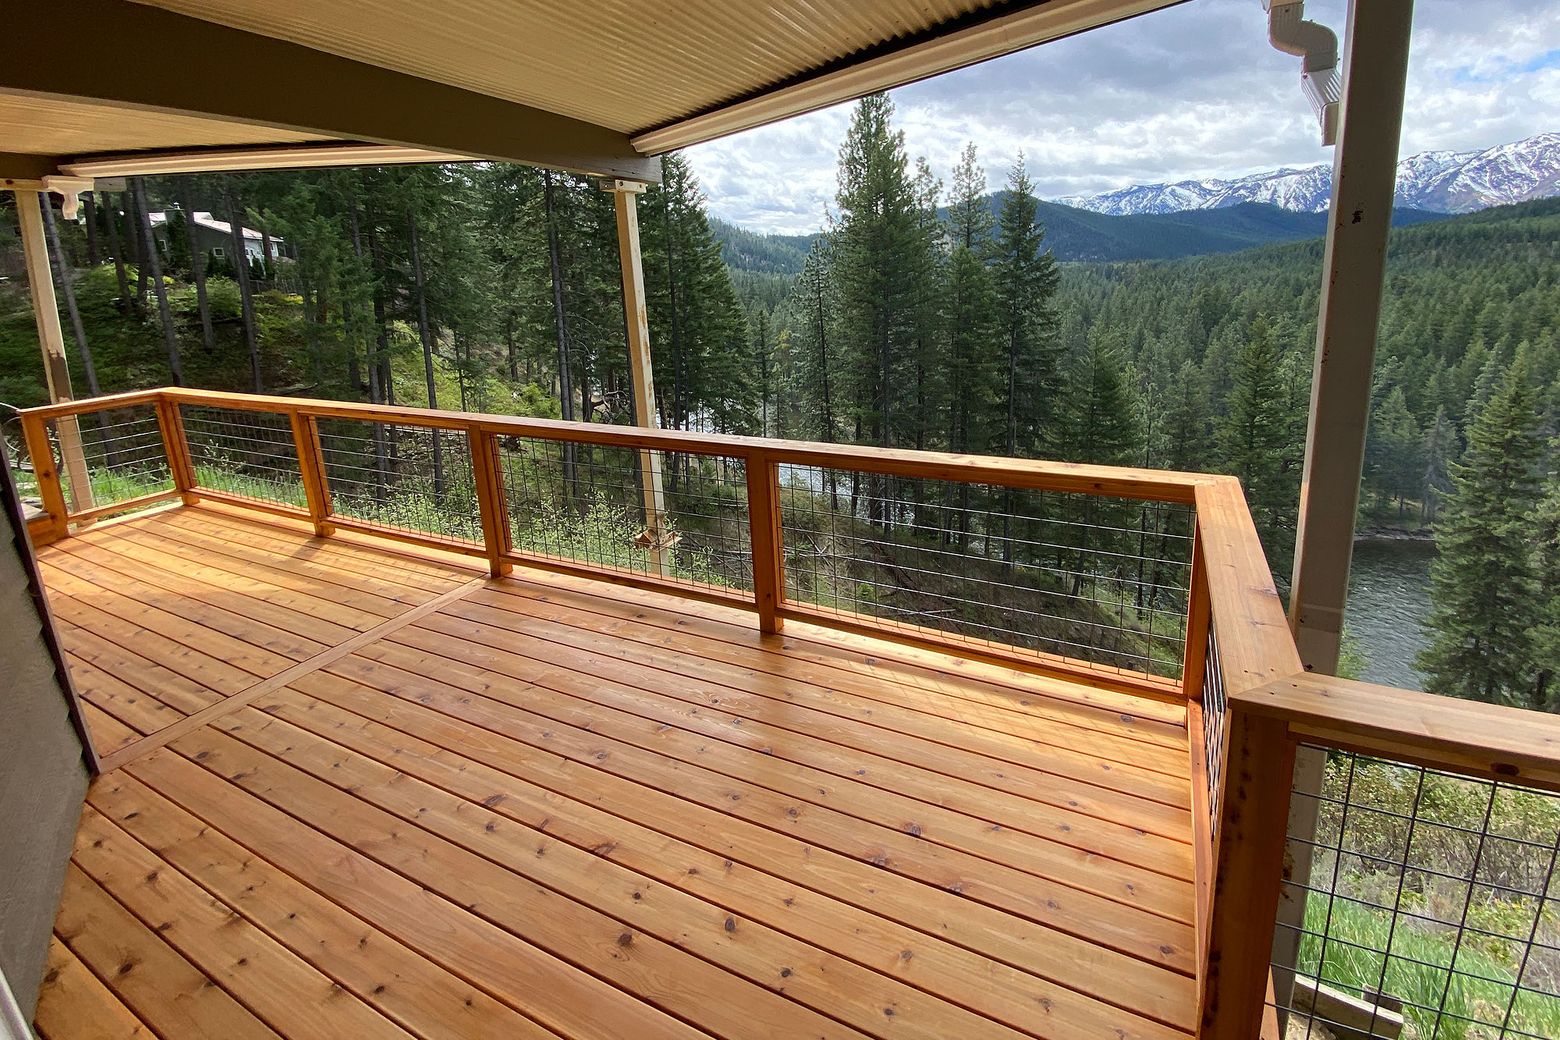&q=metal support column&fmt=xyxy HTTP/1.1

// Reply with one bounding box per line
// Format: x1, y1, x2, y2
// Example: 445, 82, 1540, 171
1278, 0, 1416, 1021
15, 189, 94, 516
607, 178, 672, 578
